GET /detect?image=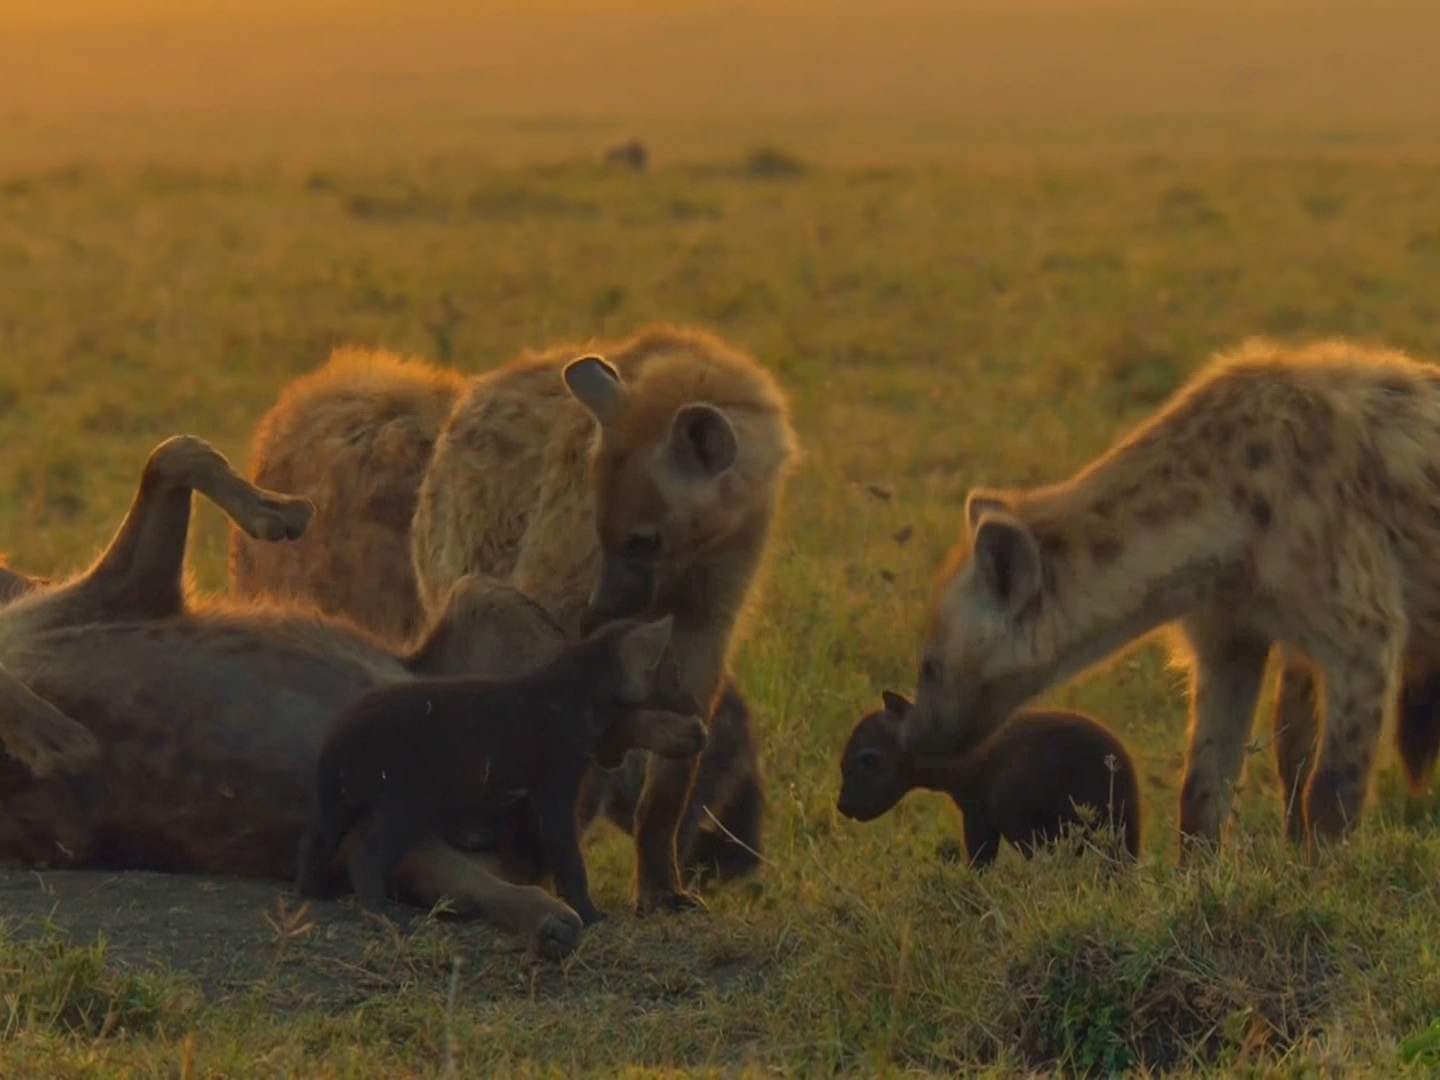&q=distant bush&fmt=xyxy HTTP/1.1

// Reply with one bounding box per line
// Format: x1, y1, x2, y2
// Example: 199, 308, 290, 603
743, 145, 808, 179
